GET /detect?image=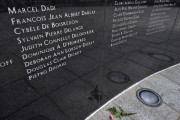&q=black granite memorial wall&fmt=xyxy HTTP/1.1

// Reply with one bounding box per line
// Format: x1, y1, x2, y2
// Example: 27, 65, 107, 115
0, 0, 179, 120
